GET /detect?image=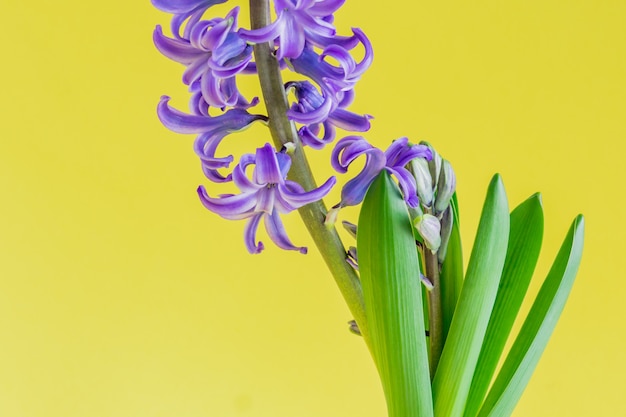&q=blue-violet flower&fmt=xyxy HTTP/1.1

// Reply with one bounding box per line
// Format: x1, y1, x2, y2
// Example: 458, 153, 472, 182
197, 143, 337, 254
239, 0, 357, 60
153, 7, 256, 110
157, 96, 267, 182
331, 136, 432, 208
286, 81, 372, 149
